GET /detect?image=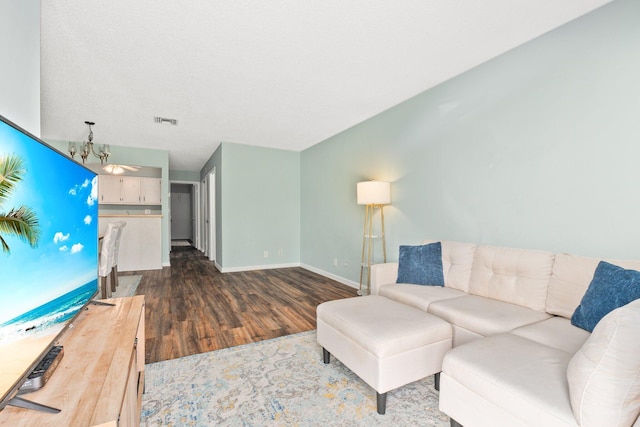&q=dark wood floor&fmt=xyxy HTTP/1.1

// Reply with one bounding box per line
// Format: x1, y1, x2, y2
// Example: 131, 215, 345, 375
131, 246, 356, 364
